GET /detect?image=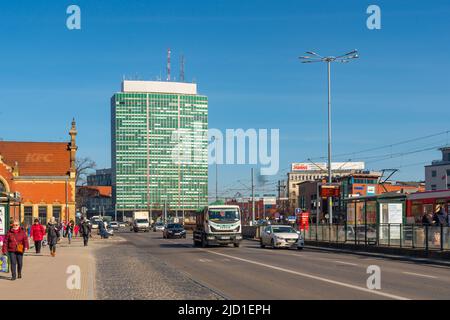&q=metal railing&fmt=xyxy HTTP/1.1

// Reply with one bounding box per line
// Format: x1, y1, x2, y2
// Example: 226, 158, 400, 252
303, 223, 450, 251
